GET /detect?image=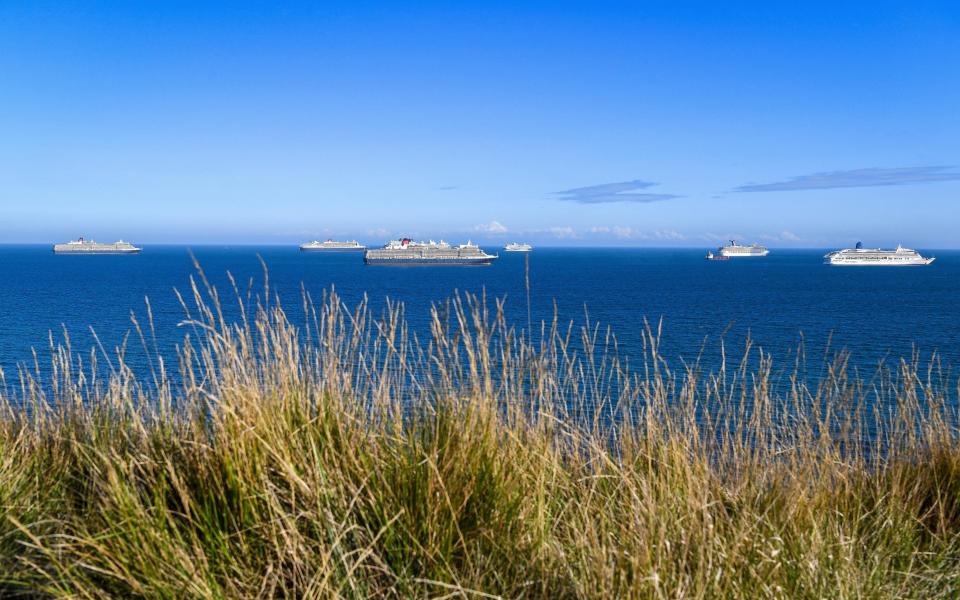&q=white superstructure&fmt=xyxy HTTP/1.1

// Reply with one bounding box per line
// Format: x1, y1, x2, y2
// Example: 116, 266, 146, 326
504, 242, 532, 252
364, 238, 497, 265
718, 240, 769, 257
53, 237, 141, 254
824, 242, 934, 266
299, 239, 366, 251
